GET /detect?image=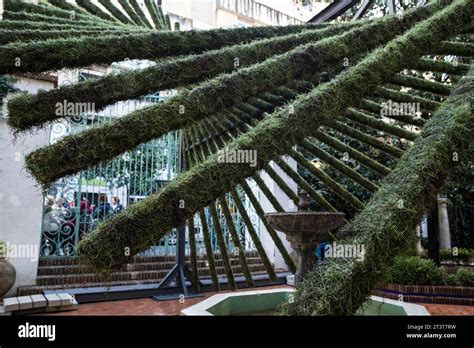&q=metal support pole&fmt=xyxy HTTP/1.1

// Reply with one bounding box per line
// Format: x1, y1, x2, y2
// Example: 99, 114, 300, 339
153, 131, 203, 300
